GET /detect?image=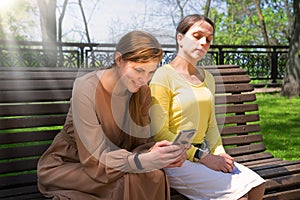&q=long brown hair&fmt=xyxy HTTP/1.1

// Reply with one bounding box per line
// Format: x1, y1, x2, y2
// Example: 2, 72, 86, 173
115, 30, 163, 150
115, 30, 163, 63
